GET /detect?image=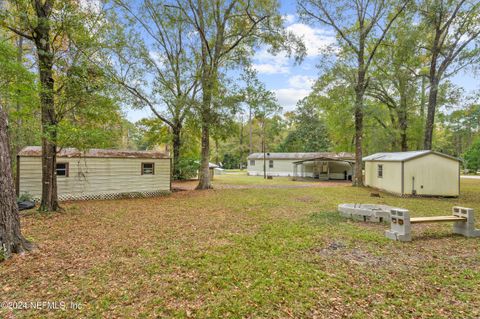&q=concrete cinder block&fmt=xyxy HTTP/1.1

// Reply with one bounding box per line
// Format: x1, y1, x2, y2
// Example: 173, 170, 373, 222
385, 209, 412, 242
452, 207, 480, 237
338, 204, 394, 223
